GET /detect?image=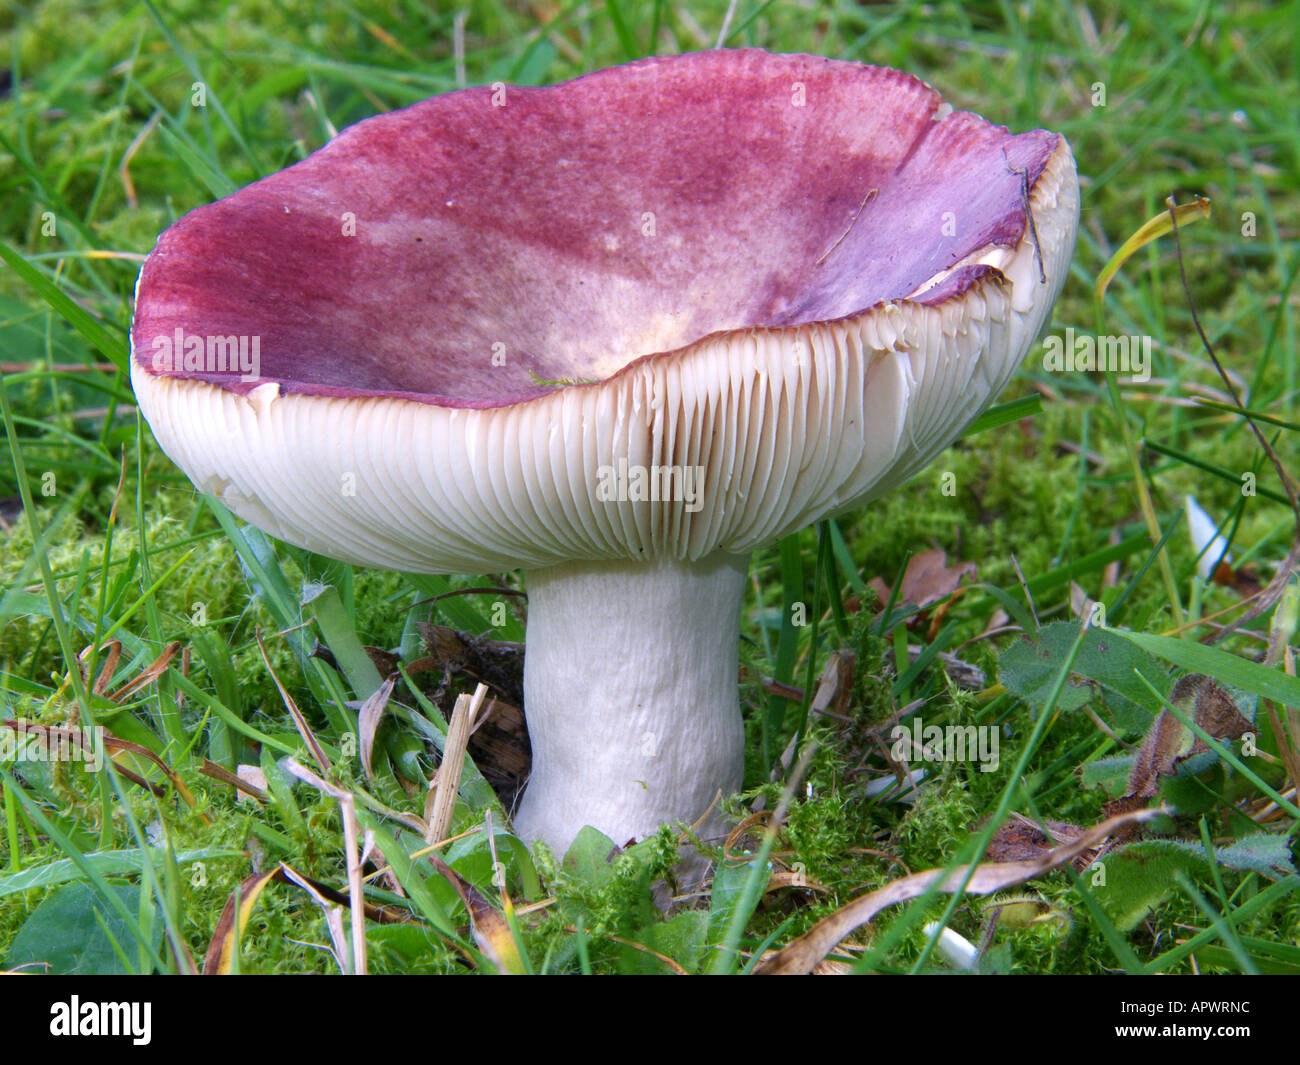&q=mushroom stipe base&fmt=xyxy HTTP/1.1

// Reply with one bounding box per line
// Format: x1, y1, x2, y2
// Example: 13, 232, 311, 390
513, 553, 749, 856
